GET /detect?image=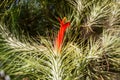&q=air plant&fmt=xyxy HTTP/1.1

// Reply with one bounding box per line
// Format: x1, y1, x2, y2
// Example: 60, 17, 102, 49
0, 0, 120, 80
